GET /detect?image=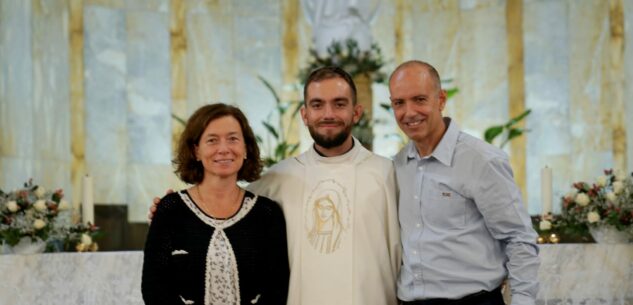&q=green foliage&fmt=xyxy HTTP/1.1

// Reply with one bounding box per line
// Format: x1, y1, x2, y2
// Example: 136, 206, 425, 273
256, 76, 302, 168
484, 109, 531, 148
299, 39, 387, 83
